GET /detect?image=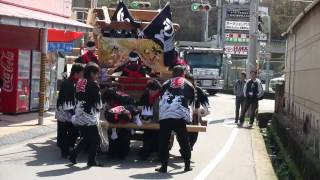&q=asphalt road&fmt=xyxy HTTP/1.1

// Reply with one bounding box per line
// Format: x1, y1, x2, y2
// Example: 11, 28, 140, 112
0, 94, 275, 180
